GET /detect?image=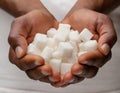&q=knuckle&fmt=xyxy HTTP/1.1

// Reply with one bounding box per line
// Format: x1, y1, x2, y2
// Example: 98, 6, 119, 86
87, 72, 97, 78
8, 48, 18, 65
98, 14, 111, 23
87, 67, 98, 78
9, 49, 14, 64
17, 63, 27, 71
11, 18, 22, 29
112, 34, 117, 45
26, 71, 37, 80
101, 14, 110, 21
9, 54, 14, 64
96, 63, 104, 68
8, 34, 16, 46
